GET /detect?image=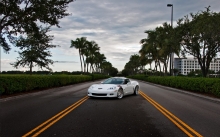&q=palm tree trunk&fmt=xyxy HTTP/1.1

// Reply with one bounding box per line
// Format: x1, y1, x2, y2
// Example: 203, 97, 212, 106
87, 63, 89, 73
91, 64, 95, 73
90, 64, 93, 73
164, 62, 167, 76
82, 55, 86, 72
154, 60, 158, 71
79, 49, 83, 72
158, 61, 161, 76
